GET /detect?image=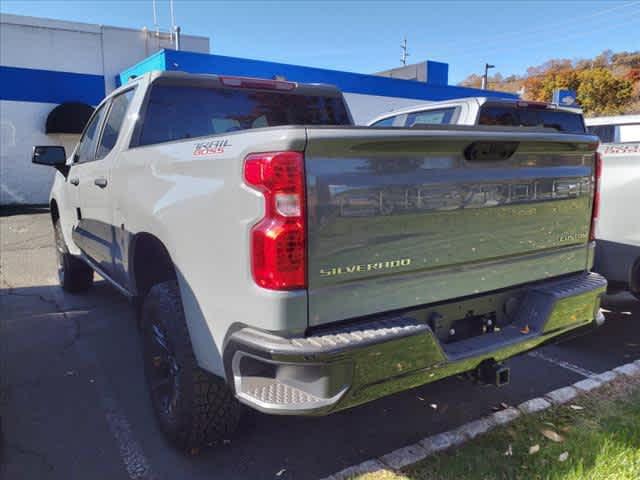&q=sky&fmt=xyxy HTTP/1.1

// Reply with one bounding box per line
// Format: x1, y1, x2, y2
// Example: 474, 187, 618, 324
2, 0, 639, 83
